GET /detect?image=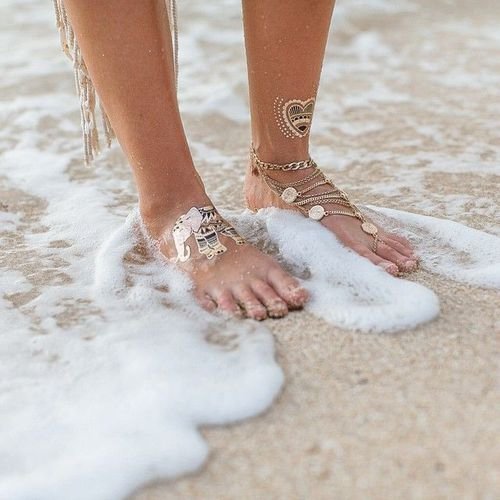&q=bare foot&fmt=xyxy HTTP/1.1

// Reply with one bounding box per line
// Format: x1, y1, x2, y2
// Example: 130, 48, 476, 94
141, 196, 308, 320
245, 159, 418, 276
